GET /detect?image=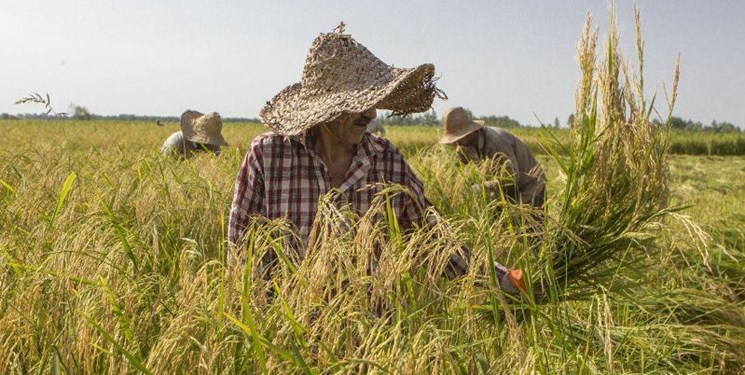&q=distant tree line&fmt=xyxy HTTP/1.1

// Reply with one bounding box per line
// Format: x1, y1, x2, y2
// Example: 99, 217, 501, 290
655, 116, 741, 133
3, 107, 741, 132
379, 110, 440, 126
379, 109, 526, 128
0, 111, 259, 123
480, 115, 522, 128
568, 113, 741, 133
